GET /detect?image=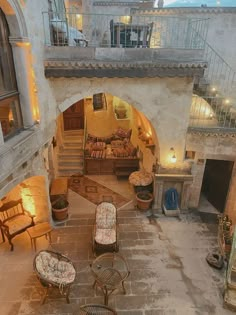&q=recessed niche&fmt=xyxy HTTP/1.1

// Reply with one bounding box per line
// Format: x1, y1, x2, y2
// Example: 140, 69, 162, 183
185, 150, 196, 160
